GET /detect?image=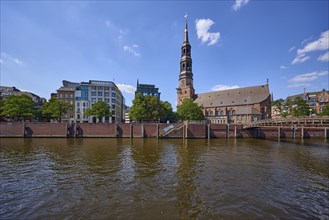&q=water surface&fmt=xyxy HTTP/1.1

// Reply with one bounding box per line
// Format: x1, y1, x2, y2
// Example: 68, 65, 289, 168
1, 138, 328, 219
